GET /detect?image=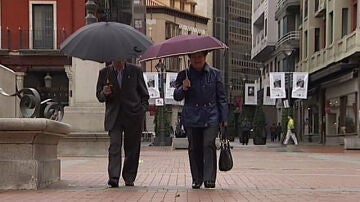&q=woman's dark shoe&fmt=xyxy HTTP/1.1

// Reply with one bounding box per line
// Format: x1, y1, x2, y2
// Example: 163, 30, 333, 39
125, 181, 134, 186
204, 181, 215, 188
192, 181, 202, 189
